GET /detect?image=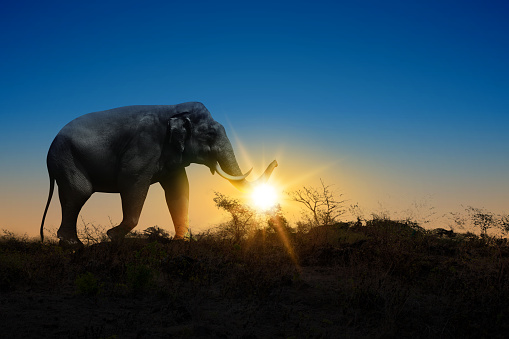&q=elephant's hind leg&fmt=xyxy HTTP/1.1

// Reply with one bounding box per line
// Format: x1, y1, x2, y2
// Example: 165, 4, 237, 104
56, 181, 92, 248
